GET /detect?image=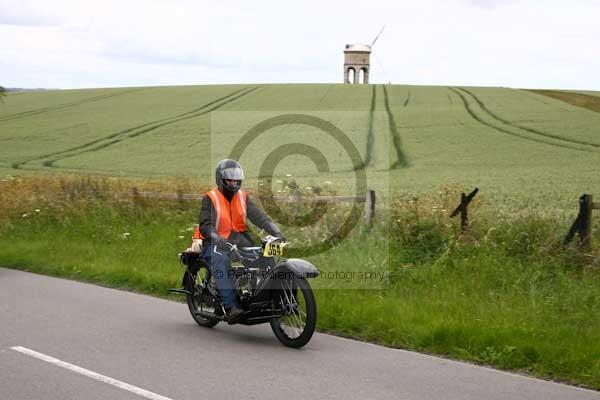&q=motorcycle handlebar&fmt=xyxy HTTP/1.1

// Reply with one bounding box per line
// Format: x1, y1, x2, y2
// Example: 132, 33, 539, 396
225, 238, 288, 254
